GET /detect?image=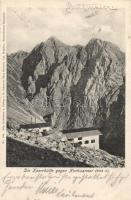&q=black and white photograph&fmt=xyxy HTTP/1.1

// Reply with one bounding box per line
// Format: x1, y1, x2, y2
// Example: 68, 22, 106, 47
6, 6, 125, 167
